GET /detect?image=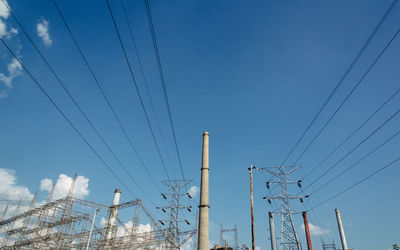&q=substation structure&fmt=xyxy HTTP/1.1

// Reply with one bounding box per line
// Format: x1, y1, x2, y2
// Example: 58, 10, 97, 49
0, 176, 195, 249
